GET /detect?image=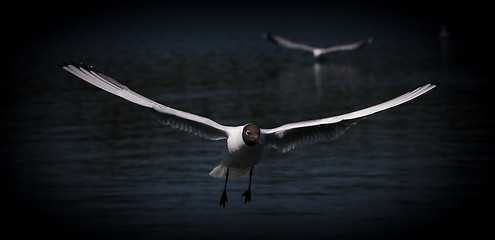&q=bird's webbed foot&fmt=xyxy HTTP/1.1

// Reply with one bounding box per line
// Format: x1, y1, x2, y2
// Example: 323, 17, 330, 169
219, 189, 228, 207
242, 189, 251, 204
